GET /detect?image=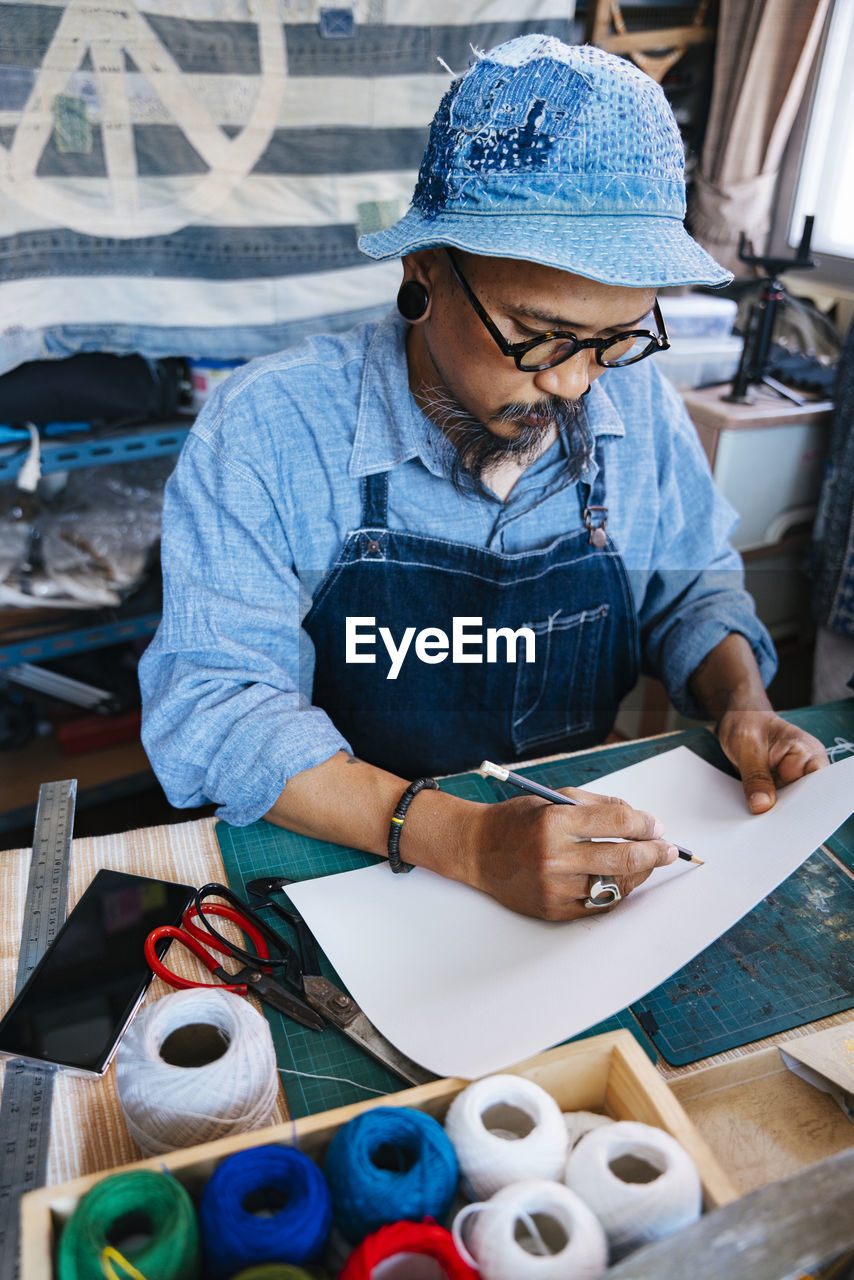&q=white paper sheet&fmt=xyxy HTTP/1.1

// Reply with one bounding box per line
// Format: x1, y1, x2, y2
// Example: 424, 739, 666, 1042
288, 748, 854, 1079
